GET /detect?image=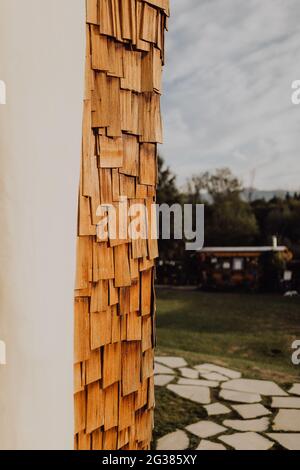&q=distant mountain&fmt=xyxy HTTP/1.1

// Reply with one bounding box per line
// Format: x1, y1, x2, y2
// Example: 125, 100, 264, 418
198, 188, 291, 203
242, 188, 290, 202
